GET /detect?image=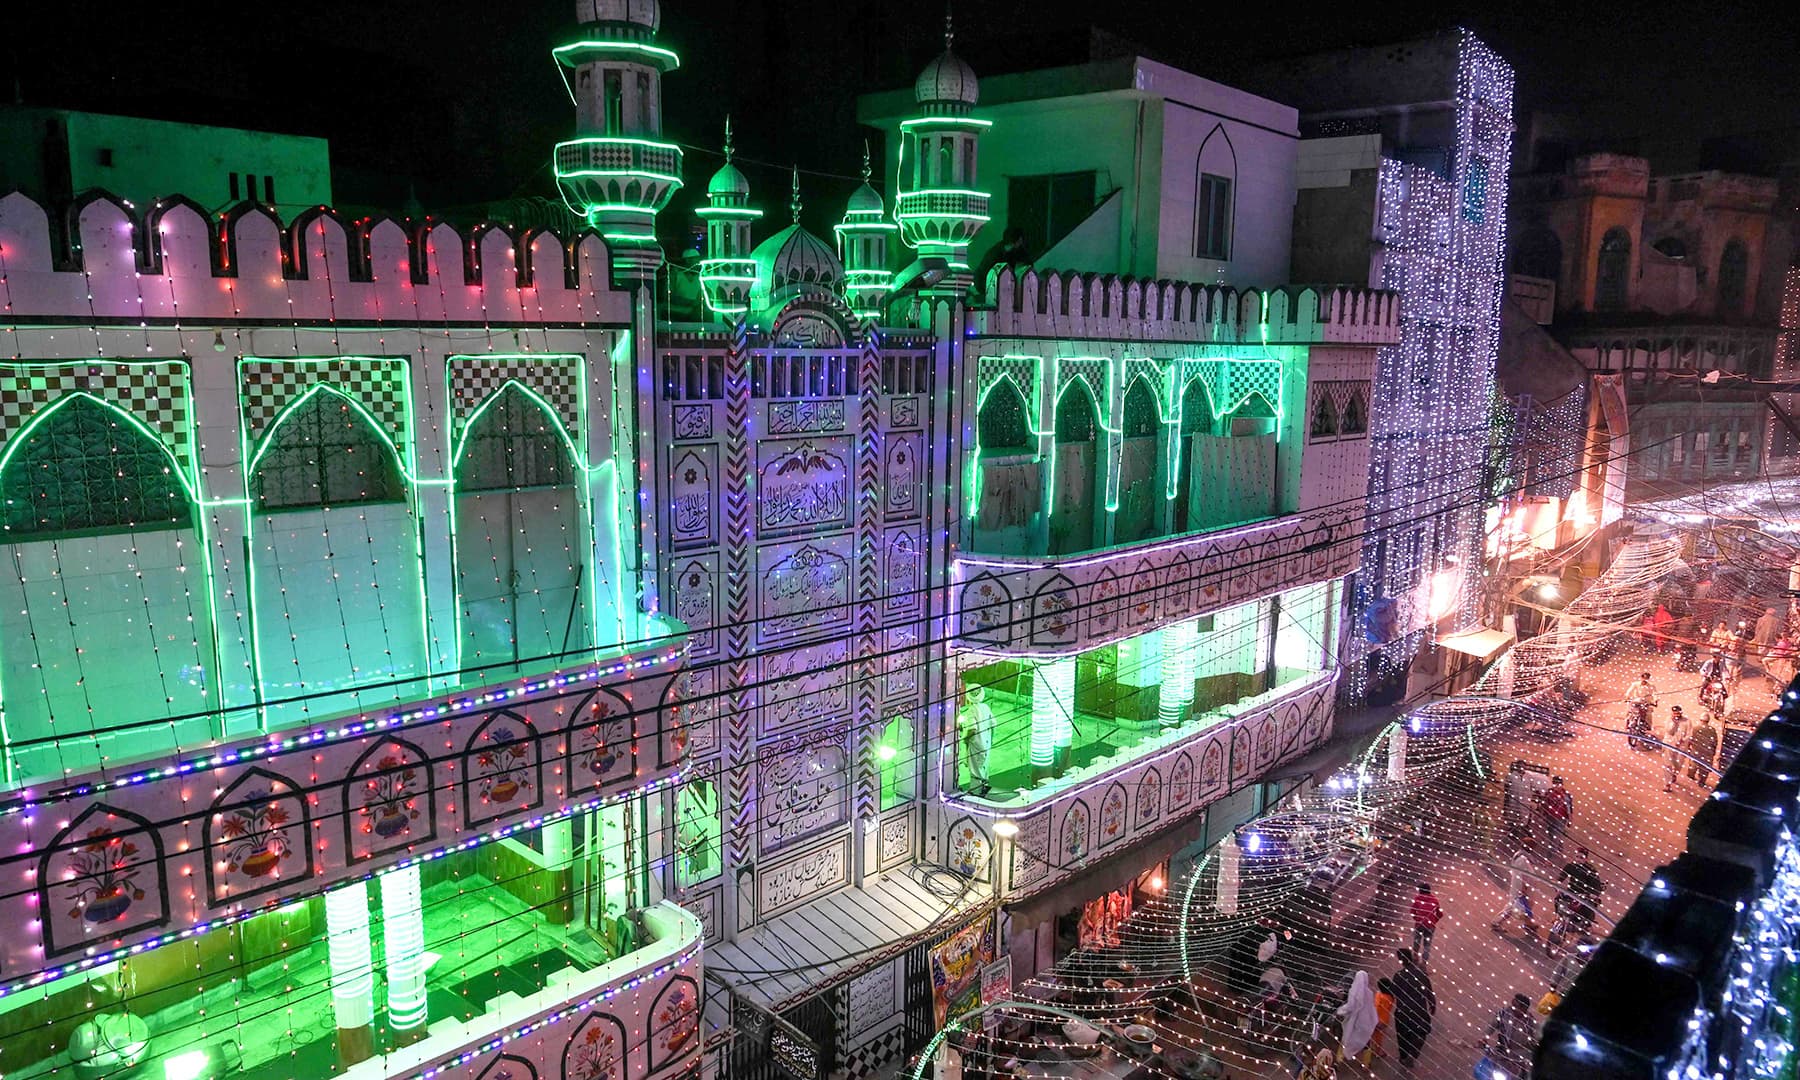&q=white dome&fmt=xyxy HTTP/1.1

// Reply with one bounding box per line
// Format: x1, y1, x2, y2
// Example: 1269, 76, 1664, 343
915, 49, 979, 106
709, 162, 751, 197
752, 225, 845, 292
845, 182, 884, 216
574, 0, 660, 30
